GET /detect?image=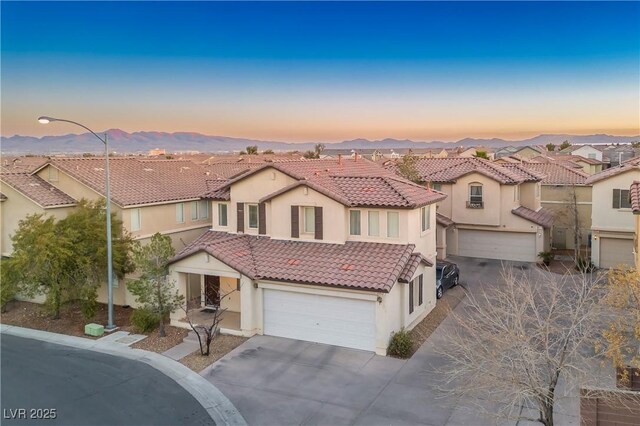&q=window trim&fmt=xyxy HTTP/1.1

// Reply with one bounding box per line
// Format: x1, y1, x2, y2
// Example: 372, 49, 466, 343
131, 208, 141, 232
247, 204, 259, 229
468, 183, 484, 208
421, 205, 431, 233
190, 201, 198, 221
349, 210, 361, 236
408, 280, 414, 314
198, 200, 209, 220
218, 203, 228, 227
615, 189, 632, 209
387, 211, 400, 238
176, 203, 185, 224
368, 210, 380, 237
302, 206, 315, 234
